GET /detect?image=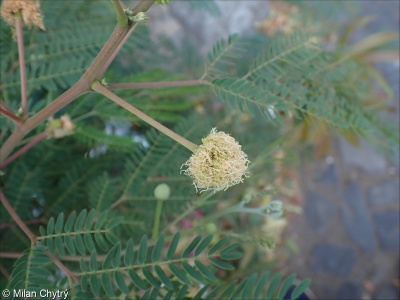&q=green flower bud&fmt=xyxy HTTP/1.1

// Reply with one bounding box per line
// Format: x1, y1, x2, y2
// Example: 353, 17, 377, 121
154, 183, 170, 201
204, 222, 217, 234
126, 11, 148, 24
